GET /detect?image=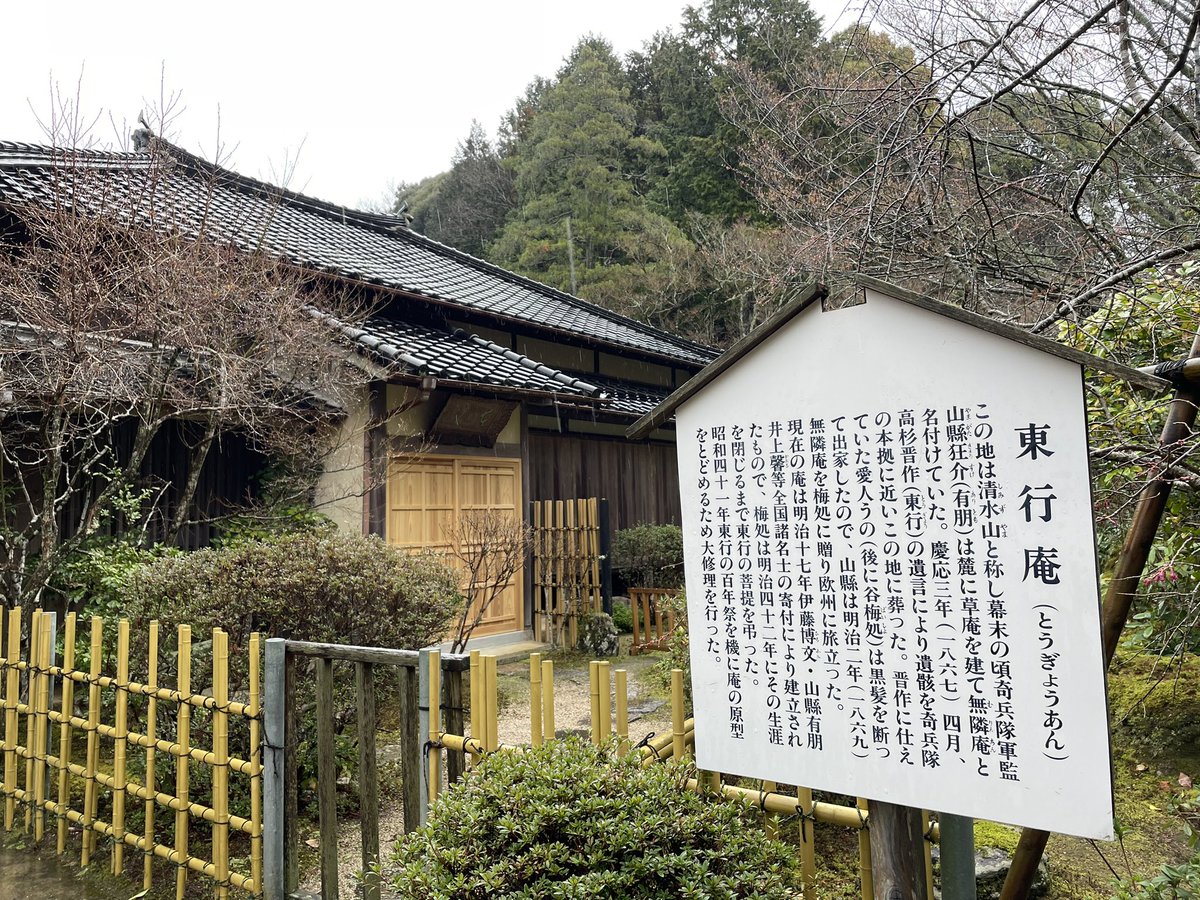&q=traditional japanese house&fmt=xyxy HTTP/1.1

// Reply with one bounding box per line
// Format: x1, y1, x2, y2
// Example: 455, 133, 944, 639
0, 136, 717, 639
